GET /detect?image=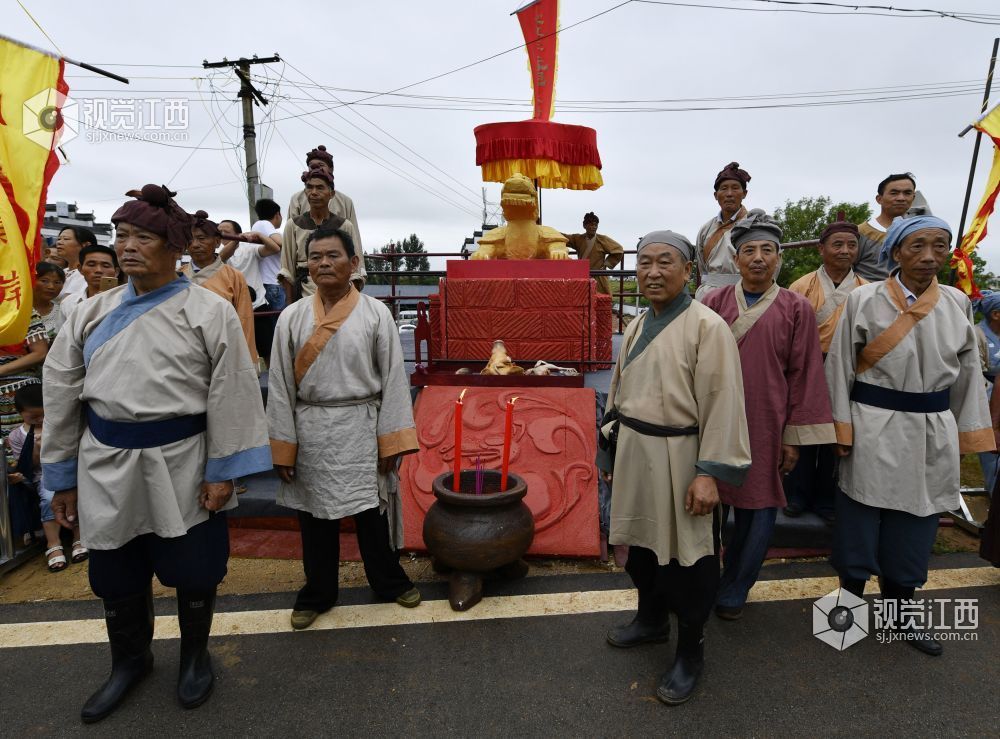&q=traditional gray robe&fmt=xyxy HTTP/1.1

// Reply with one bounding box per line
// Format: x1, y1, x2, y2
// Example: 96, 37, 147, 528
41, 278, 271, 549
826, 274, 995, 516
267, 288, 418, 541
